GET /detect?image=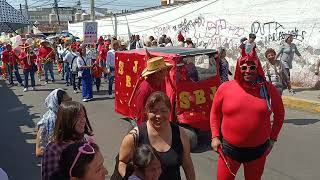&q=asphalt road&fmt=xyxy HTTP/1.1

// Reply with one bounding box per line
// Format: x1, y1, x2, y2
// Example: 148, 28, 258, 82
1, 78, 319, 180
